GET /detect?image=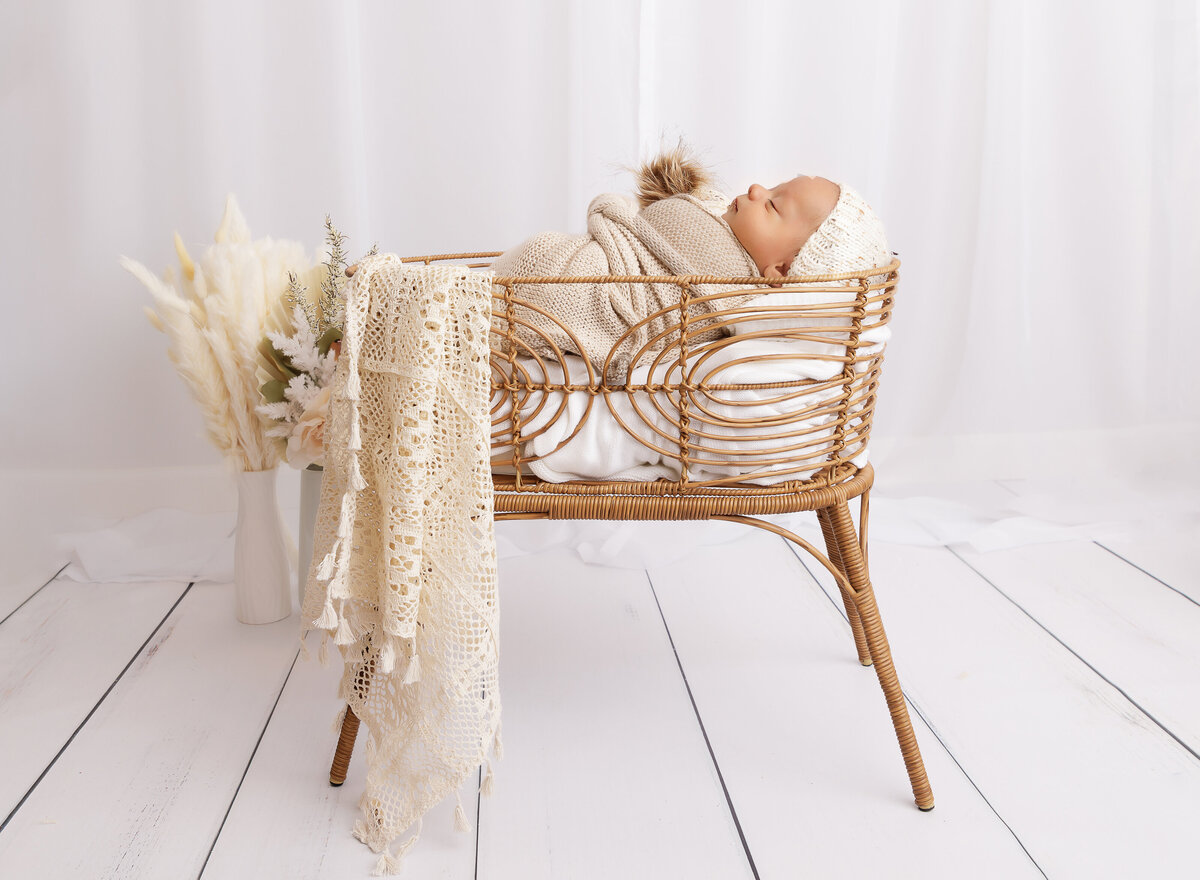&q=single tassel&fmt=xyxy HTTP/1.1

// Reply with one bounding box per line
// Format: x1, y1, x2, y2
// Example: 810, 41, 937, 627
402, 650, 421, 685
316, 600, 338, 631
328, 563, 351, 600
330, 704, 348, 735
371, 849, 398, 877
494, 720, 504, 759
316, 545, 338, 581
298, 635, 311, 663
346, 364, 361, 400
349, 453, 367, 491
348, 411, 362, 451
318, 633, 331, 667
378, 637, 396, 675
481, 761, 495, 797
336, 493, 356, 540
368, 820, 423, 876
454, 791, 472, 832
334, 612, 356, 645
